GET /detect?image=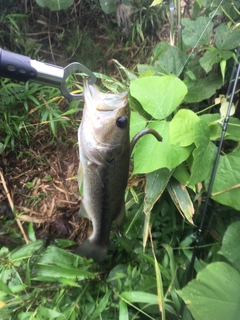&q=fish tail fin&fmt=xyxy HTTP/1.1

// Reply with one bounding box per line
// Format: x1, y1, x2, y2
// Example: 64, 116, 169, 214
75, 239, 108, 263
